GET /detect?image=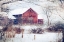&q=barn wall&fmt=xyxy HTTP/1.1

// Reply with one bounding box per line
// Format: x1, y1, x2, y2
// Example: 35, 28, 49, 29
22, 8, 38, 24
